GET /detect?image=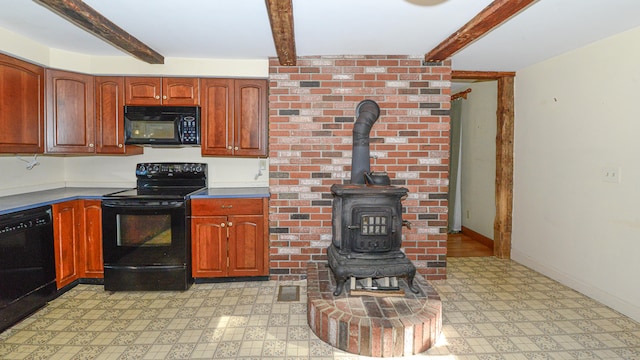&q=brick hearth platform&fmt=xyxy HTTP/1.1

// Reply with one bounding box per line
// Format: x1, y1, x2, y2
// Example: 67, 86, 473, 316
306, 263, 442, 357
